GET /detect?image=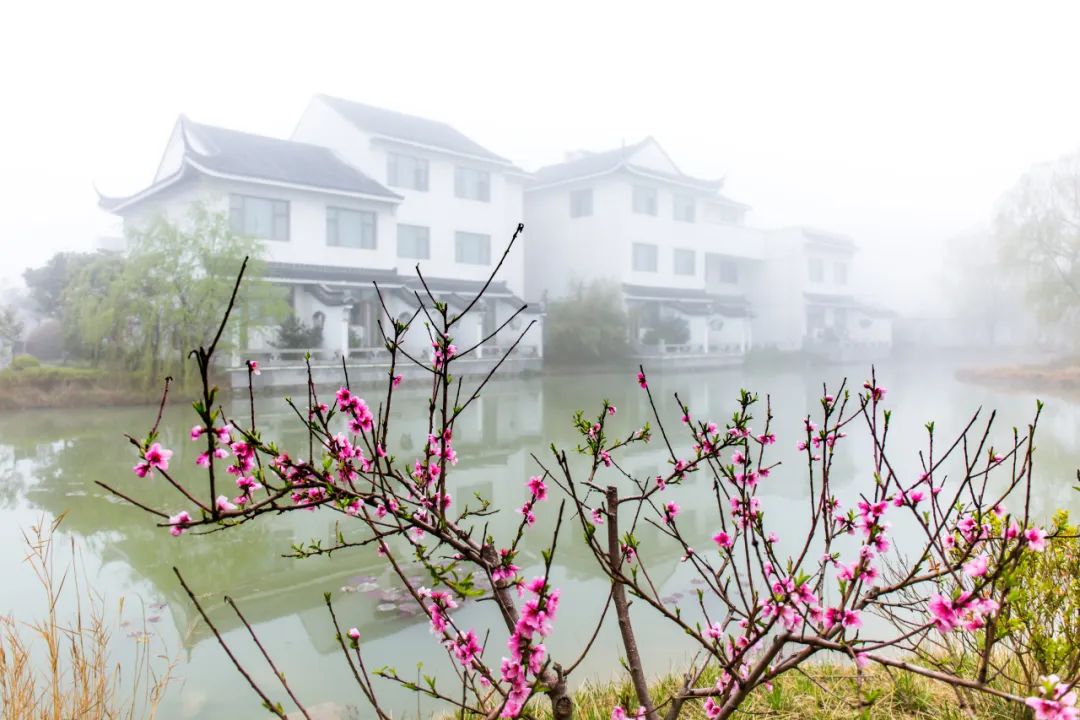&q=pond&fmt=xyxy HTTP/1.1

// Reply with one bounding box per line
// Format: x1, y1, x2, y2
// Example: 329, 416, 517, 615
1, 359, 1078, 718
